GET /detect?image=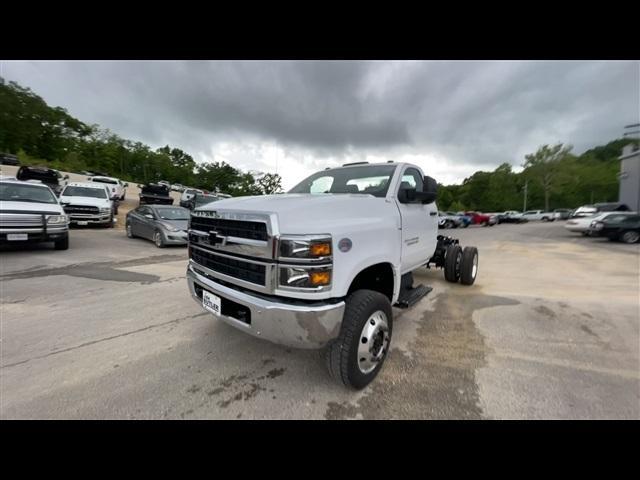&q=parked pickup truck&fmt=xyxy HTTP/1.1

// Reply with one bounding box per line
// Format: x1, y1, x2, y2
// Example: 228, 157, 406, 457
59, 182, 115, 227
16, 165, 69, 196
0, 177, 69, 249
186, 162, 479, 389
139, 183, 174, 205
517, 210, 554, 221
